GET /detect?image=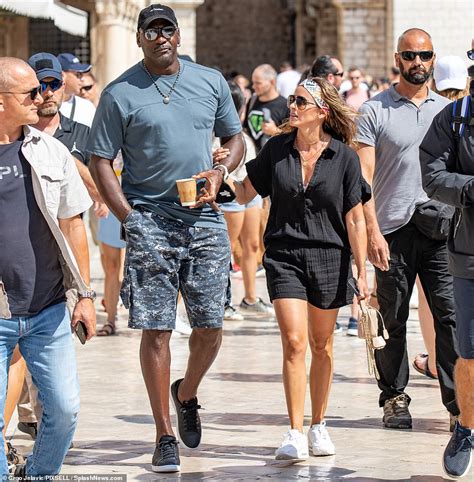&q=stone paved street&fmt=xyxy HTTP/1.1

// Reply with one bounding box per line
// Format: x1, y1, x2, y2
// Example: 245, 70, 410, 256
7, 240, 456, 481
